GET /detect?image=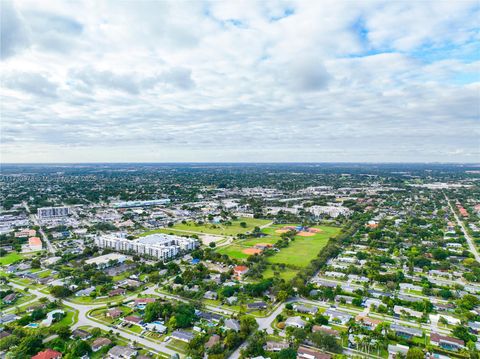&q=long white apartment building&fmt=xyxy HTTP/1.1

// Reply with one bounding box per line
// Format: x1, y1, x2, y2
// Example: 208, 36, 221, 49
37, 206, 70, 219
95, 233, 198, 260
